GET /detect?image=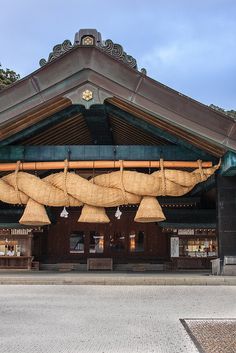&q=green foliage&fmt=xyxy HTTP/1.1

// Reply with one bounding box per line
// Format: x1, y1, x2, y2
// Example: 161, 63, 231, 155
226, 110, 236, 119
0, 64, 20, 90
209, 104, 236, 119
